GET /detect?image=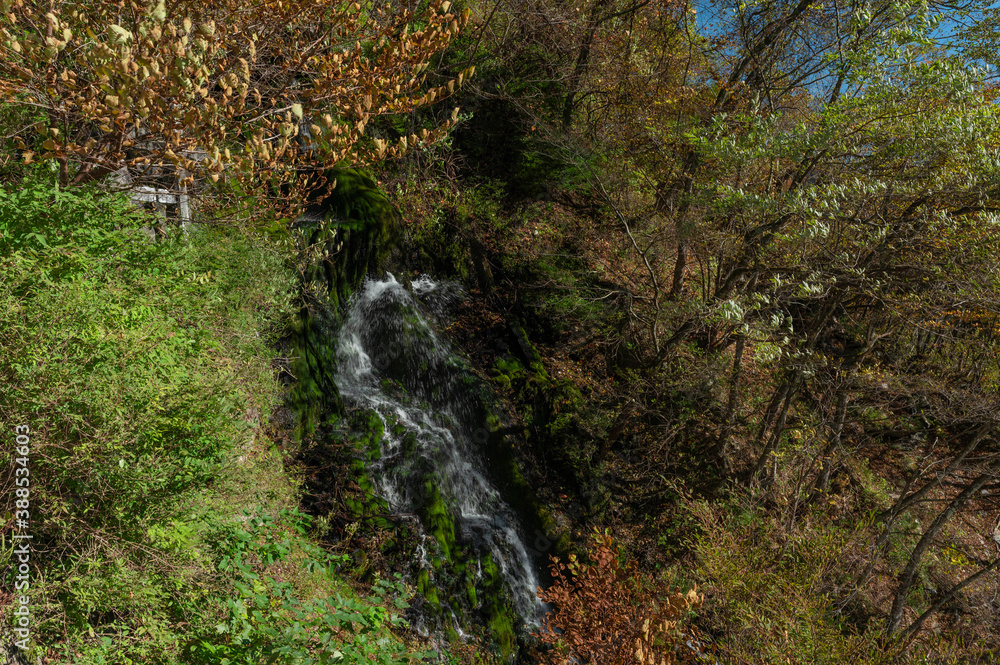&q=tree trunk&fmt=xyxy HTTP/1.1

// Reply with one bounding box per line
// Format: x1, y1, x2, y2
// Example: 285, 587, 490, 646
751, 375, 799, 483
669, 236, 688, 299
876, 424, 991, 524
711, 334, 745, 471
812, 390, 849, 499
561, 0, 612, 130
837, 425, 989, 614
886, 465, 998, 638
903, 557, 1000, 639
